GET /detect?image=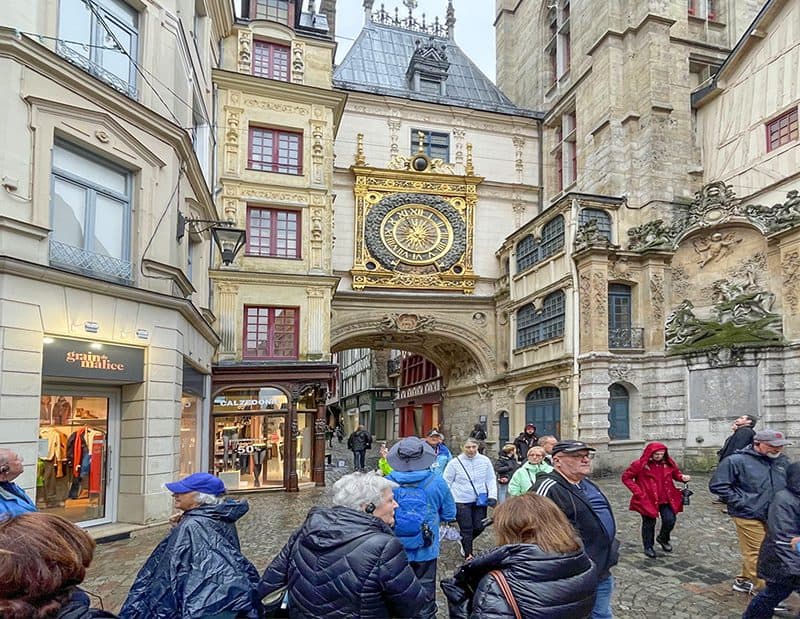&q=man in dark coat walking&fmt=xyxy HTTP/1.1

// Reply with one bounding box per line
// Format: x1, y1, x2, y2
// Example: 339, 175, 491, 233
347, 425, 372, 471
709, 429, 790, 595
717, 414, 757, 461
743, 462, 800, 618
535, 440, 619, 619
